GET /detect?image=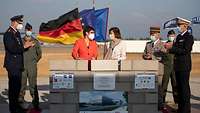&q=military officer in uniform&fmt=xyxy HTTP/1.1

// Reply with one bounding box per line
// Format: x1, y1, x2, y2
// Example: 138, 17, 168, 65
143, 26, 167, 112
19, 23, 42, 110
143, 27, 167, 61
166, 17, 194, 113
162, 30, 178, 107
3, 15, 33, 113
